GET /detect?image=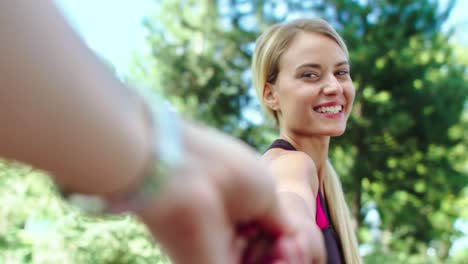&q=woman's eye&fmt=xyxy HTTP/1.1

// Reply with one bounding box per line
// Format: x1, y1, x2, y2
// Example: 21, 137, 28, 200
301, 72, 318, 78
336, 70, 350, 76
